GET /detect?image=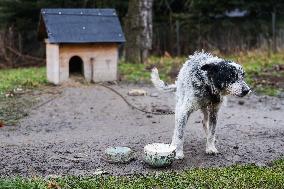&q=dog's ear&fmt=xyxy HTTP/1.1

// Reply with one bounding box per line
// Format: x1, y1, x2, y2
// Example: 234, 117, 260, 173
201, 63, 218, 72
